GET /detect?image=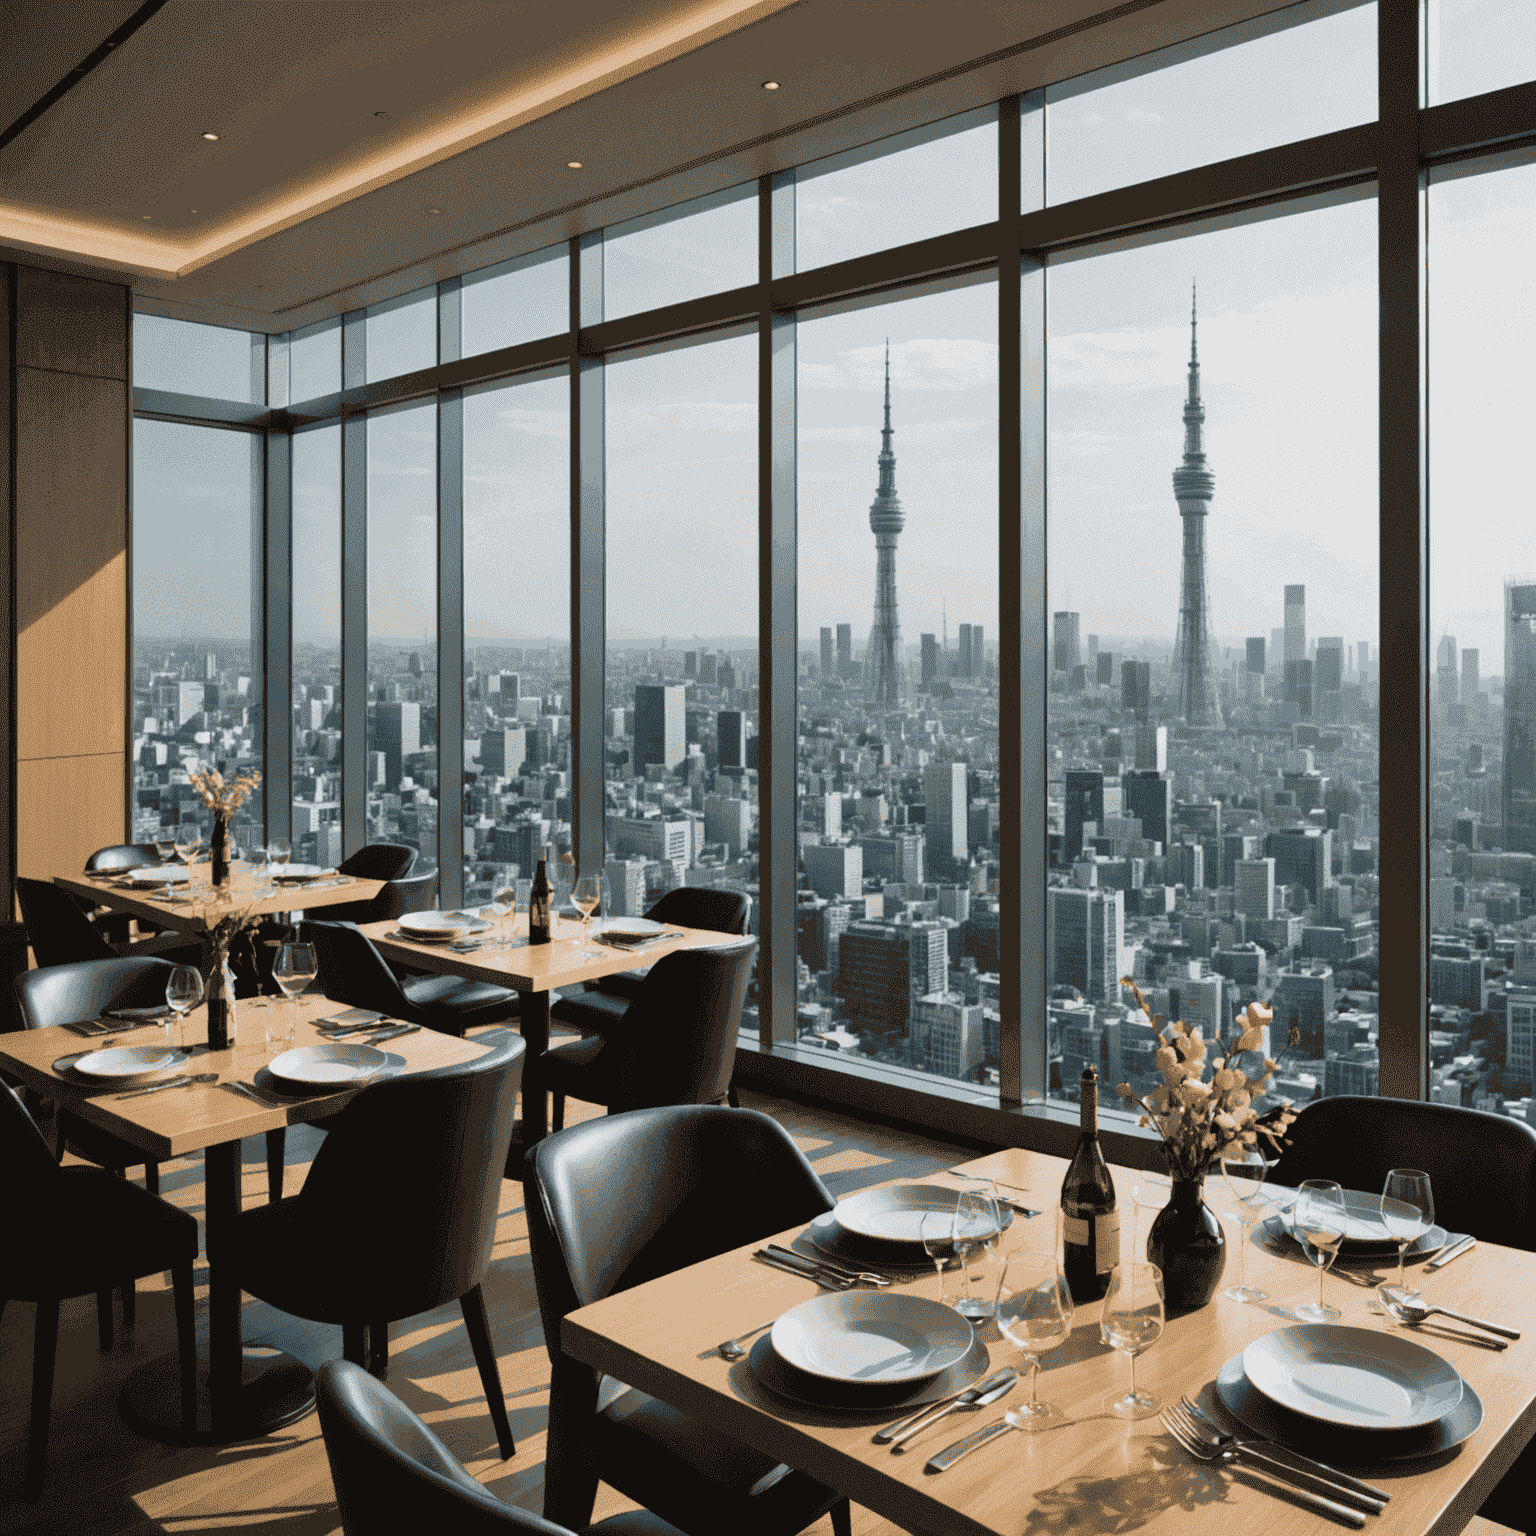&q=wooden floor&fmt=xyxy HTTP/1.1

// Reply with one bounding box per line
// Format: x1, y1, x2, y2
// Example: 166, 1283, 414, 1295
0, 1041, 977, 1535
